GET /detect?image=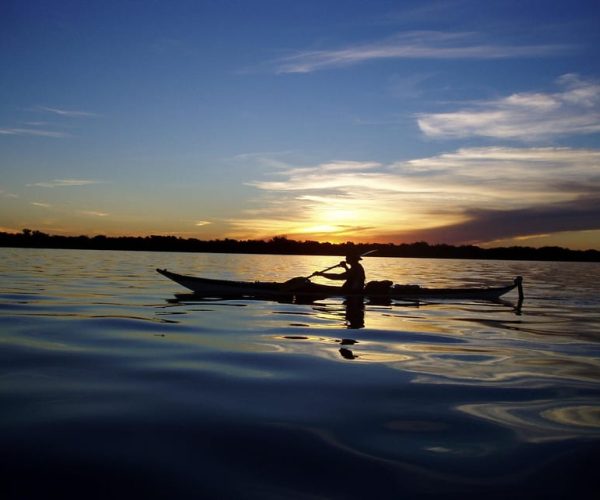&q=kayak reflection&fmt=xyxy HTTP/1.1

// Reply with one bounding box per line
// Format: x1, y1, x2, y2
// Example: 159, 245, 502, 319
166, 292, 522, 331
167, 293, 366, 329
